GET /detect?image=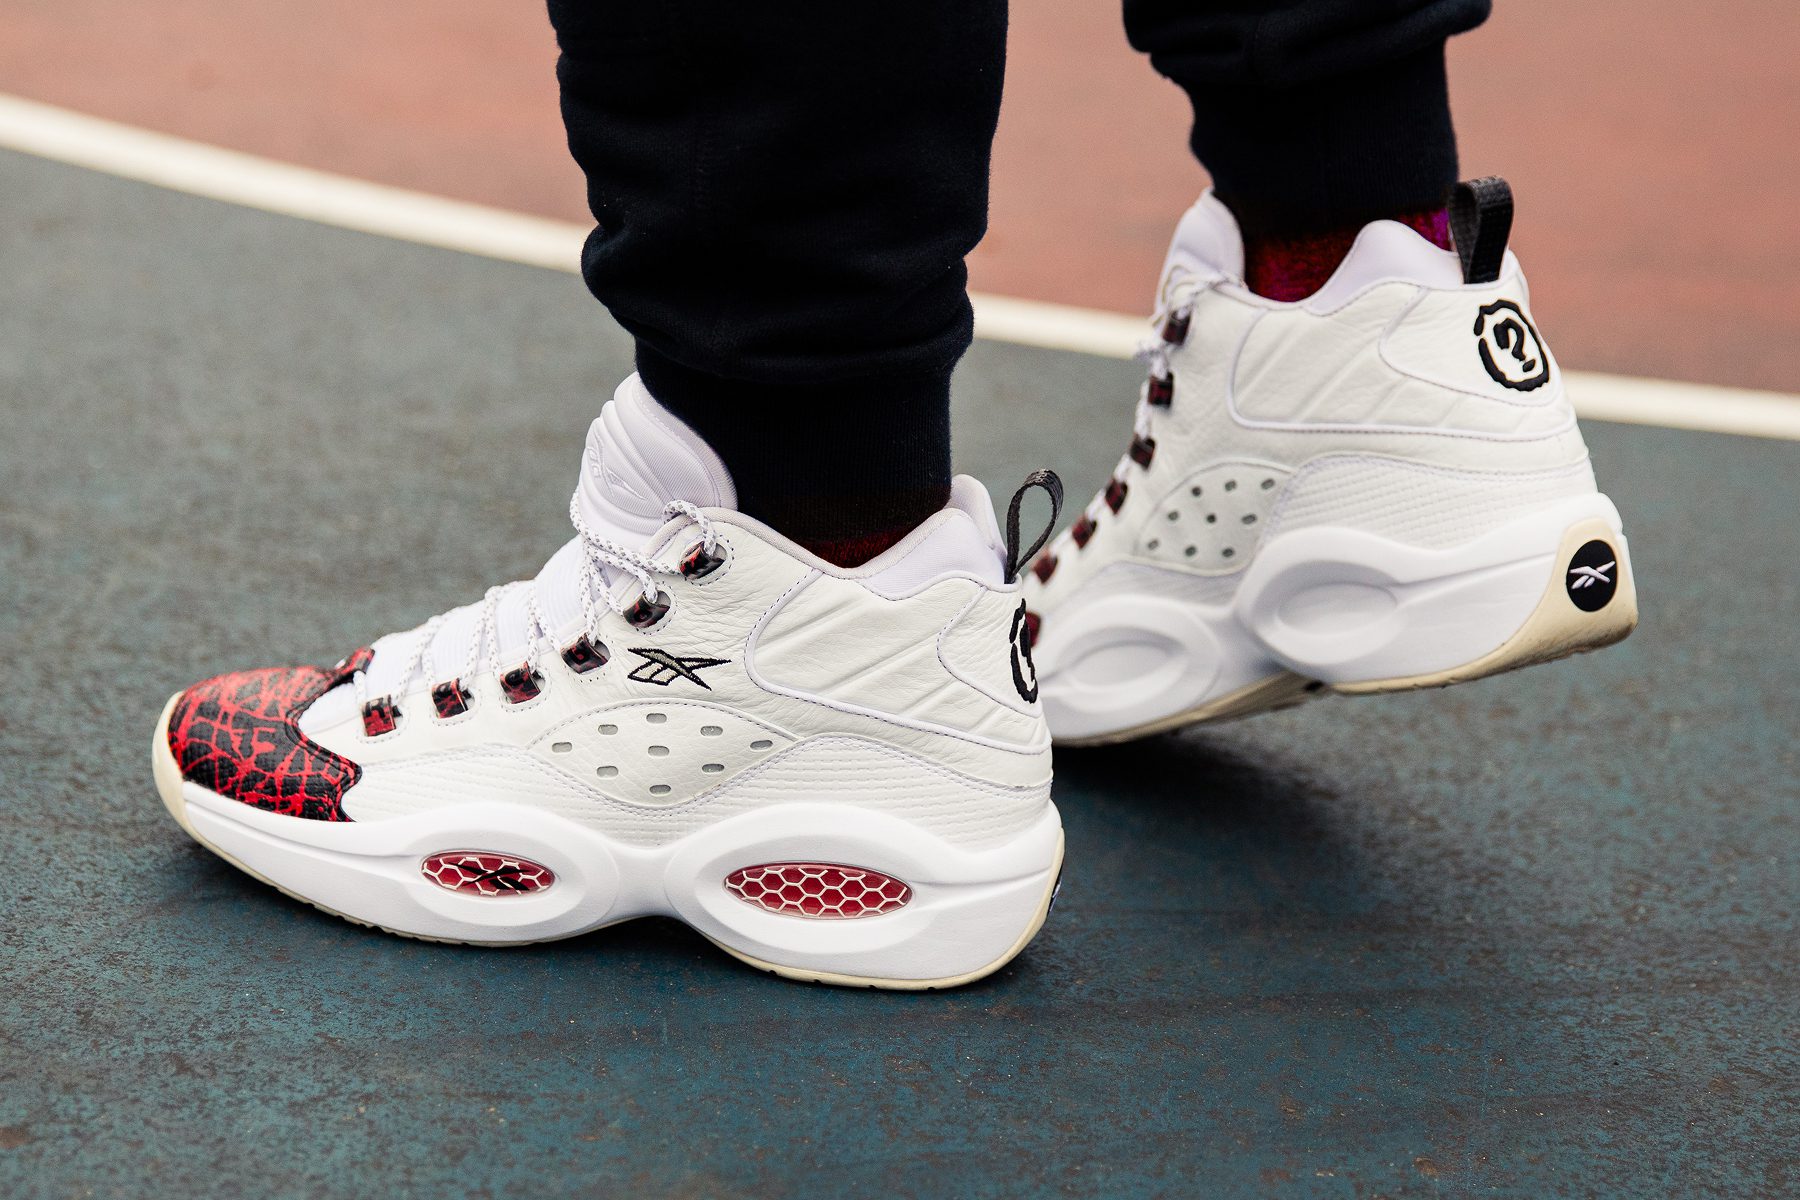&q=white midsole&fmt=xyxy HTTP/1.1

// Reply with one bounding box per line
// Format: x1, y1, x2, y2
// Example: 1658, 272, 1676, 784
166, 764, 1063, 985
1040, 493, 1630, 740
